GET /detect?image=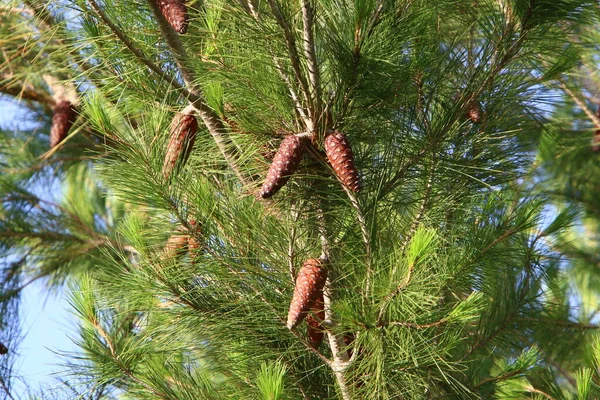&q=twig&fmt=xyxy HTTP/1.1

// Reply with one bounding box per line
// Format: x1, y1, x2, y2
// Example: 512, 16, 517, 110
315, 207, 352, 400
0, 377, 16, 400
398, 160, 435, 254
301, 0, 321, 116
144, 0, 252, 189
91, 317, 170, 399
288, 203, 299, 282
557, 78, 600, 128
267, 0, 313, 124
342, 186, 373, 294
240, 3, 313, 131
